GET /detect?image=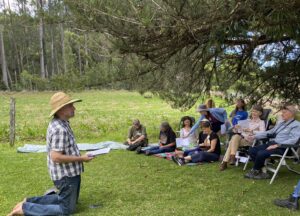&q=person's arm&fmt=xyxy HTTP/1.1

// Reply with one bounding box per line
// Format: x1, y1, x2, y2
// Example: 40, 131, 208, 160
51, 151, 93, 163
207, 139, 217, 152
221, 108, 228, 122
132, 135, 145, 144
127, 127, 133, 144
161, 131, 176, 148
50, 129, 93, 163
189, 116, 204, 135
254, 124, 277, 139
162, 142, 176, 148
276, 123, 300, 145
